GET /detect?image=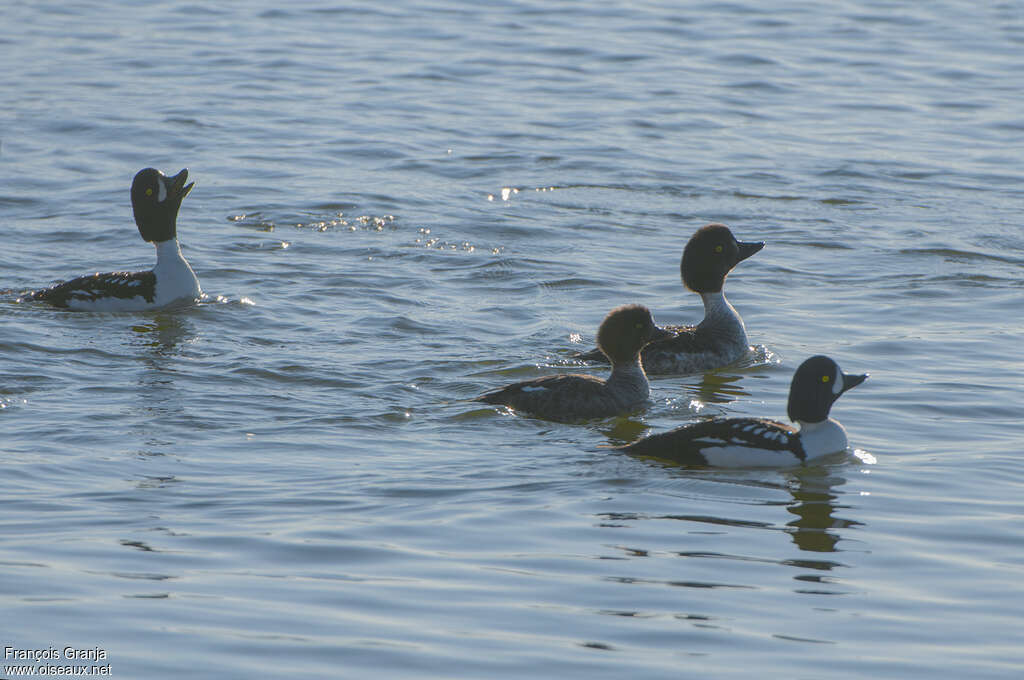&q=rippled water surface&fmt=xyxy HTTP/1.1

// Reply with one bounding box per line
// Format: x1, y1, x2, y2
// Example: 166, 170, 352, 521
2, 1, 1023, 678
